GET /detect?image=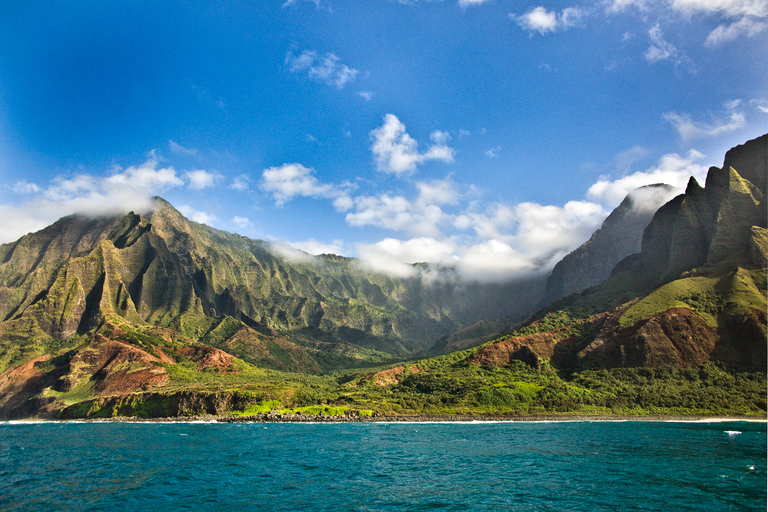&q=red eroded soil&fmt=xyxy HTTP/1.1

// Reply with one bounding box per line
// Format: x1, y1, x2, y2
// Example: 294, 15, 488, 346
178, 346, 233, 372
